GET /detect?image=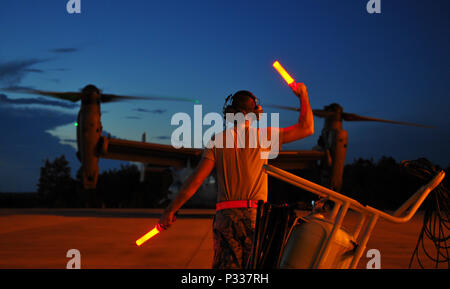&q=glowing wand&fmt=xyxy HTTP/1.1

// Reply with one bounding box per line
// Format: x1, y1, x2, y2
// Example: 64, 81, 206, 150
273, 60, 295, 85
136, 224, 163, 246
